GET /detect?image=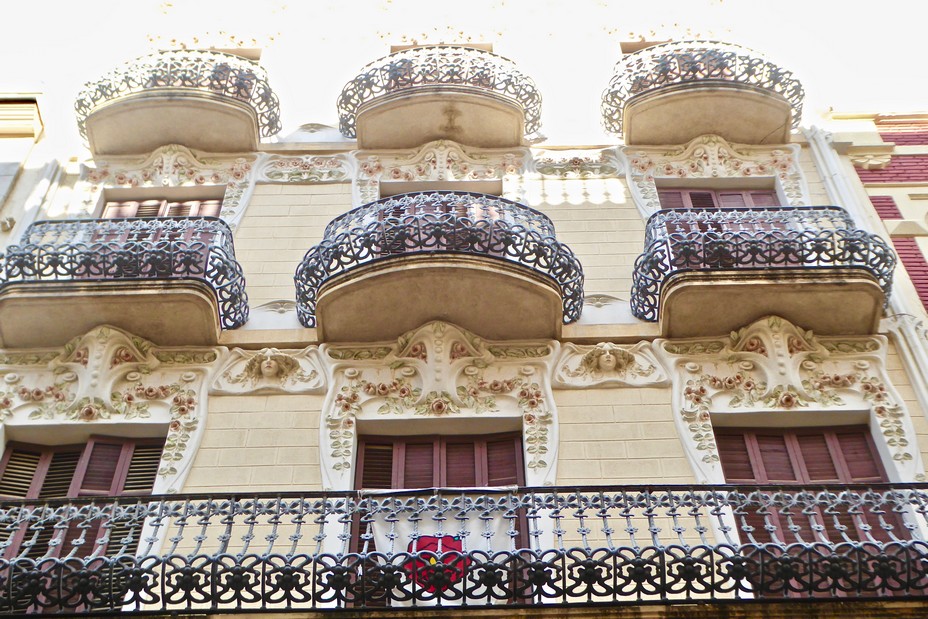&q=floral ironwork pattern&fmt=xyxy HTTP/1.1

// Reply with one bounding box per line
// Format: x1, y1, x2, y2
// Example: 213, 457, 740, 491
75, 49, 281, 140
2, 484, 927, 612
337, 46, 542, 138
602, 40, 804, 137
295, 192, 584, 327
630, 206, 896, 321
1, 217, 249, 329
